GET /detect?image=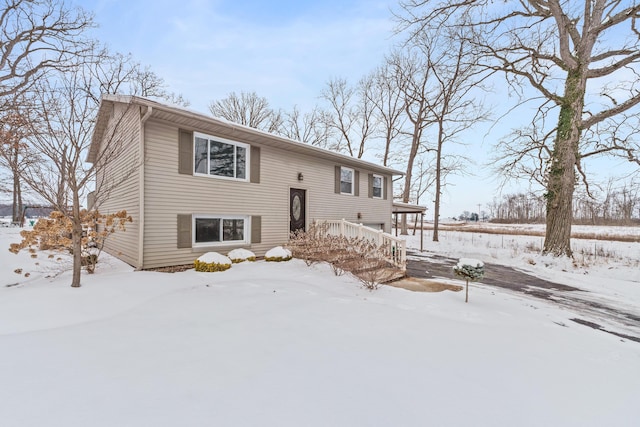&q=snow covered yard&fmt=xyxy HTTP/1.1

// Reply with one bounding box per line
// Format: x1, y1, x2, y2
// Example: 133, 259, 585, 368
1, 226, 639, 426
